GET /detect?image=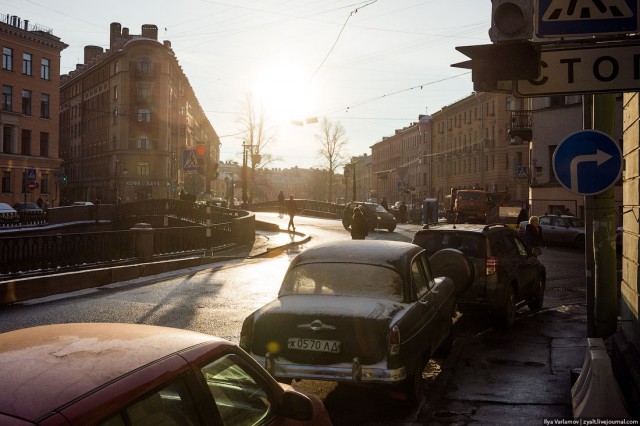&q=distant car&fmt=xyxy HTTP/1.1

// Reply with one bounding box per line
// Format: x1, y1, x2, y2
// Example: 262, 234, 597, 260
342, 201, 396, 232
72, 201, 94, 206
13, 202, 43, 213
413, 223, 546, 328
0, 323, 331, 425
0, 202, 19, 224
538, 215, 585, 249
240, 240, 458, 405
